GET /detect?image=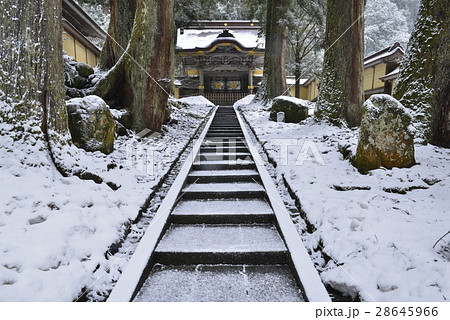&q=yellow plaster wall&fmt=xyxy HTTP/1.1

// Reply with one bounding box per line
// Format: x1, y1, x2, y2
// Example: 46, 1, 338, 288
289, 86, 295, 97
300, 87, 308, 100
87, 50, 97, 67
288, 85, 308, 99
62, 29, 76, 59
75, 40, 87, 64
364, 67, 374, 91
62, 28, 99, 68
307, 80, 318, 101
374, 63, 387, 89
